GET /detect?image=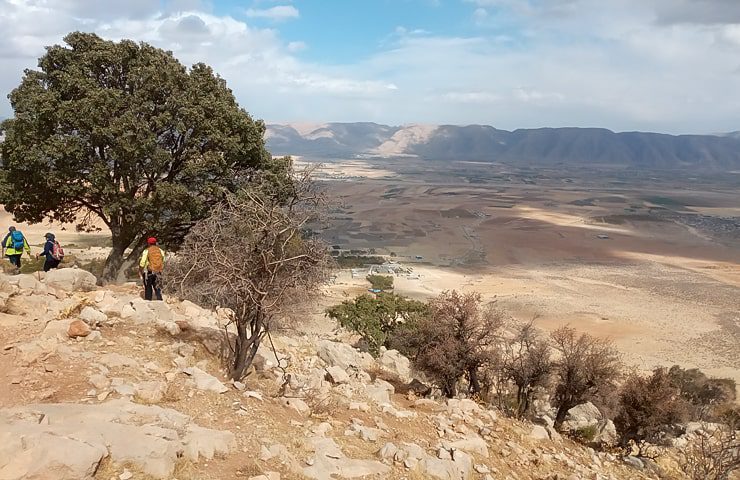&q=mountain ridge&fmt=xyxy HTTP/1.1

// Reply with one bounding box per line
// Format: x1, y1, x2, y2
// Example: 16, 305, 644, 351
265, 122, 740, 170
